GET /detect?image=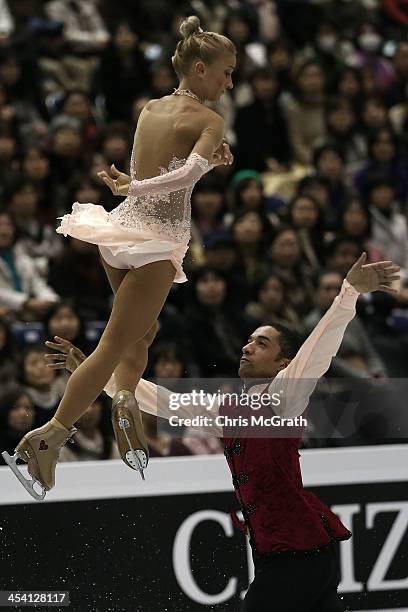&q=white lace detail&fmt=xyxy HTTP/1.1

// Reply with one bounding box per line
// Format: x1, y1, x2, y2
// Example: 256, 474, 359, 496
158, 155, 187, 175
109, 153, 212, 243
